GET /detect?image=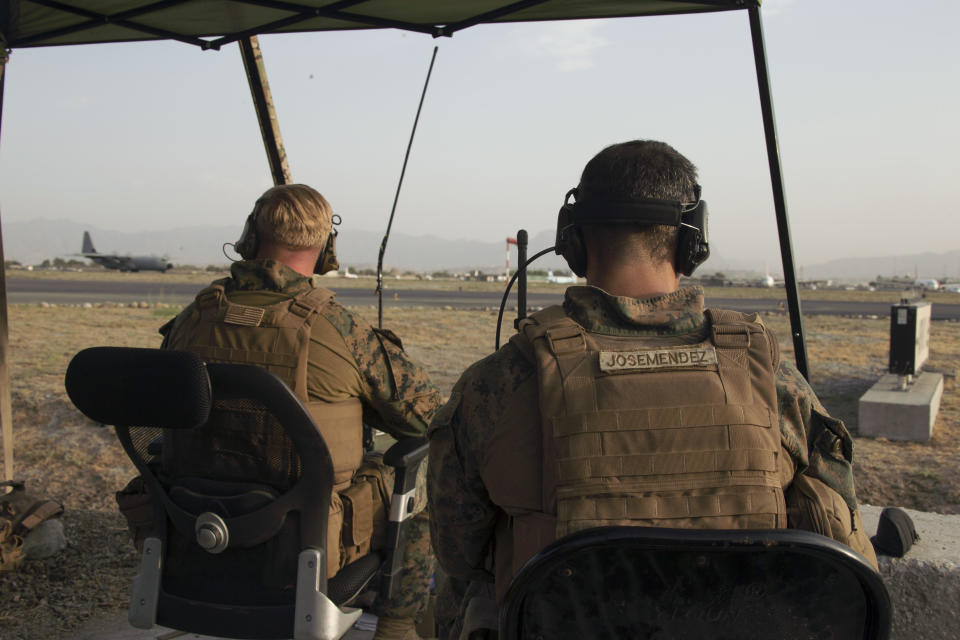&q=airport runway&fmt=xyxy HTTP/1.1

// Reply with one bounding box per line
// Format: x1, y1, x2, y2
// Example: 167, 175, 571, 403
7, 276, 960, 320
